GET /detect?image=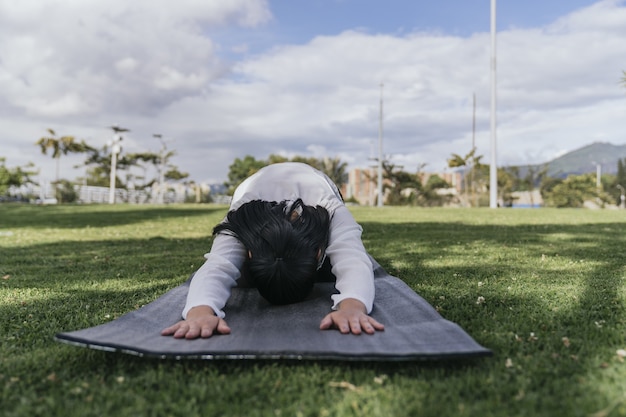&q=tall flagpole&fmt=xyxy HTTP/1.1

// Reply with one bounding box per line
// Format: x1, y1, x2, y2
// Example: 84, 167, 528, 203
377, 83, 384, 207
489, 0, 498, 208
